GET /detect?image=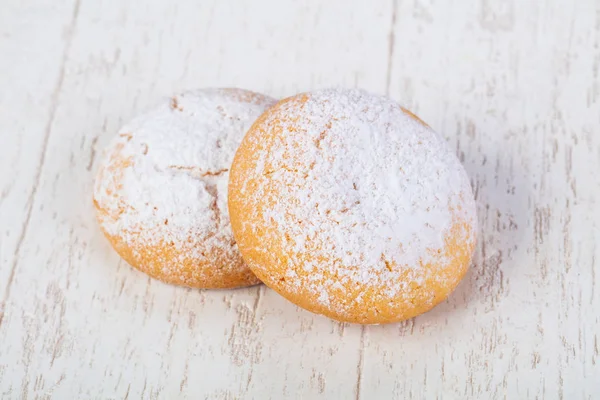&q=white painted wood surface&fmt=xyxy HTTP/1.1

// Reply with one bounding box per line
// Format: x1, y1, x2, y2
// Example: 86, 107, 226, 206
1, 0, 599, 398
